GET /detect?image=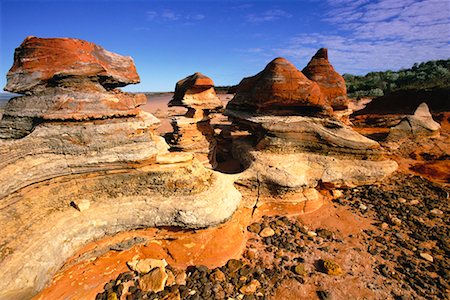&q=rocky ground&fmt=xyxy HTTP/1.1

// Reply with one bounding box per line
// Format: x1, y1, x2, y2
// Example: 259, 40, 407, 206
93, 172, 449, 300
